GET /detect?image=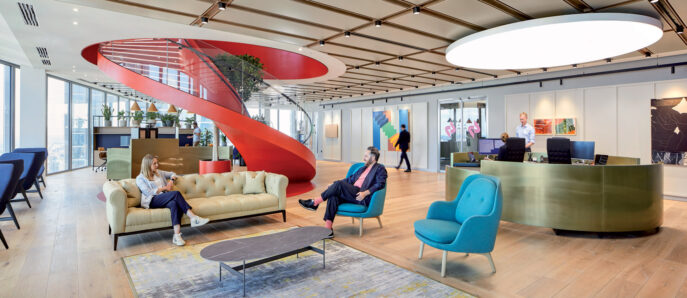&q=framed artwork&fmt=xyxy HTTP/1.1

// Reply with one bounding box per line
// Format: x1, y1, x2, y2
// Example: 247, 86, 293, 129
555, 118, 576, 135
651, 98, 687, 165
534, 119, 553, 135
372, 109, 411, 152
